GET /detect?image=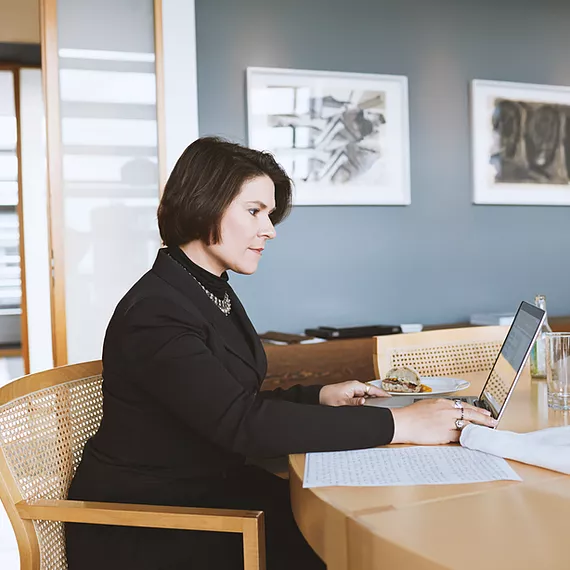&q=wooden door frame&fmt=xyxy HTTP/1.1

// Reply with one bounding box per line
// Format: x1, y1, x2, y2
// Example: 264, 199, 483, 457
39, 0, 66, 367
0, 63, 37, 373
13, 66, 30, 375
154, 0, 167, 194
39, 0, 168, 366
